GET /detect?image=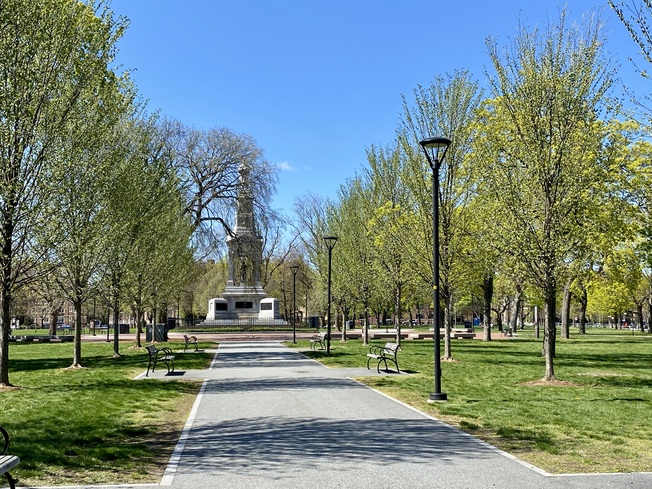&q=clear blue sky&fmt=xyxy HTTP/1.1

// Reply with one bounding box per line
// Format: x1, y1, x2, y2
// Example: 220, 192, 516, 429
109, 0, 645, 219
